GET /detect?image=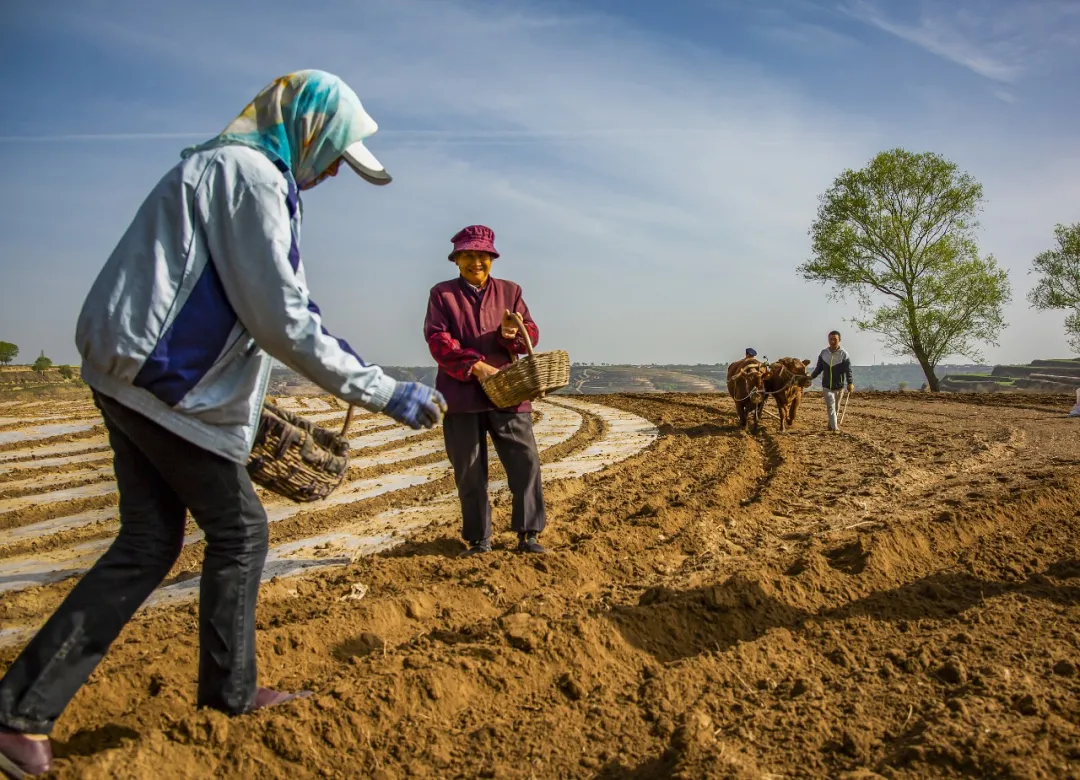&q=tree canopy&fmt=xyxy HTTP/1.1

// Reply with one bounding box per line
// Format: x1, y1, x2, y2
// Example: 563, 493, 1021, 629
32, 351, 53, 374
0, 342, 17, 366
799, 148, 1010, 391
1028, 222, 1080, 354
